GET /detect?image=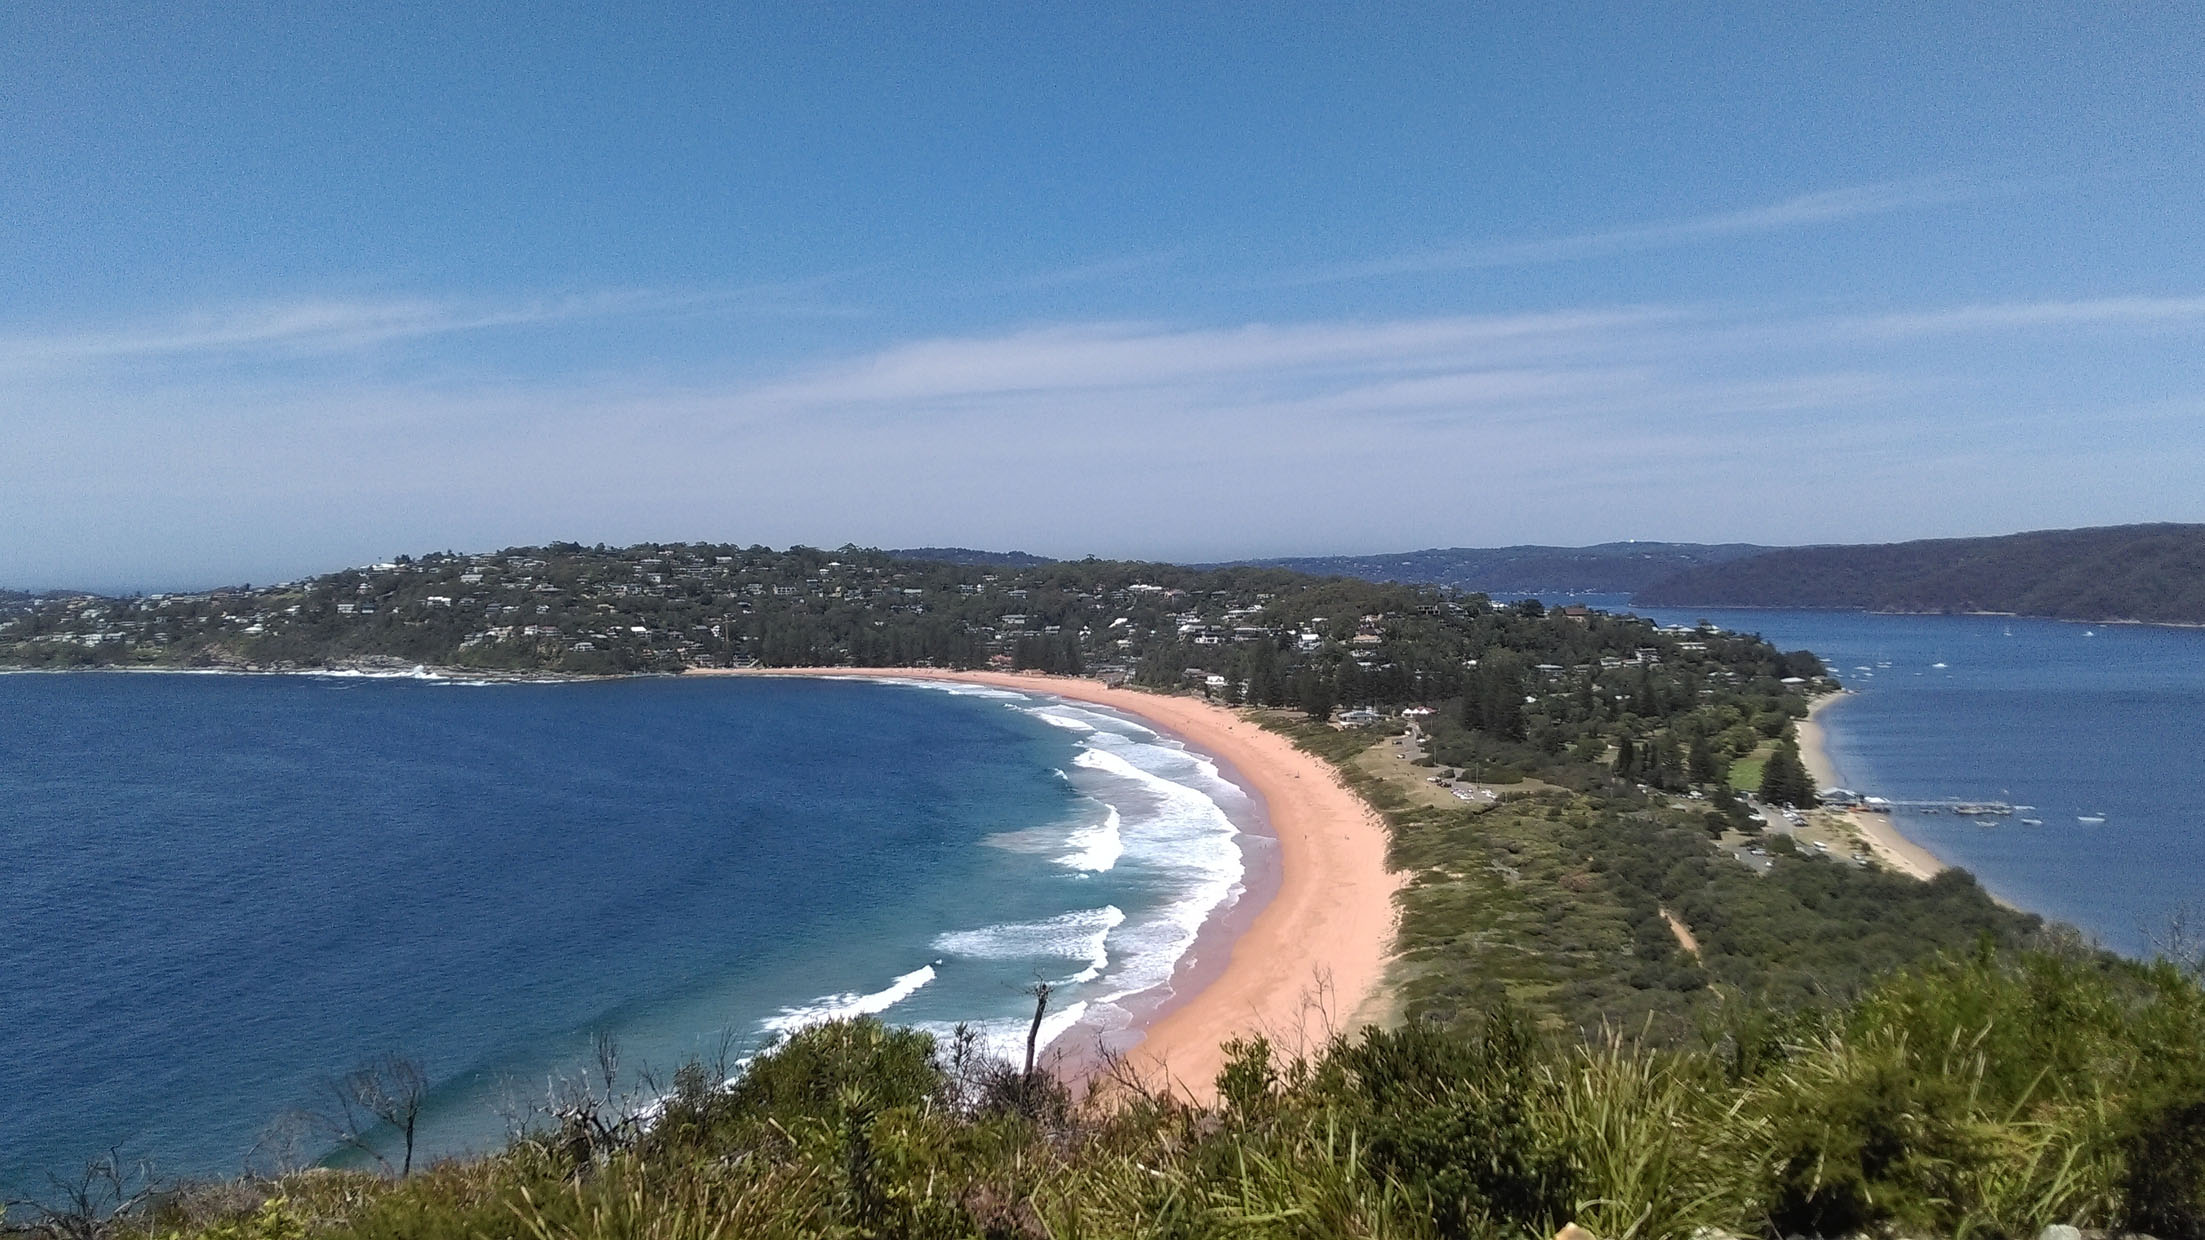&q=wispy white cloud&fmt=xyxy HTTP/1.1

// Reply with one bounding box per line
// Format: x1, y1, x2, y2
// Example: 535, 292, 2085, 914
1284, 177, 1991, 285
749, 308, 1680, 407
8, 282, 2205, 586
1848, 294, 2205, 337
0, 281, 864, 375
